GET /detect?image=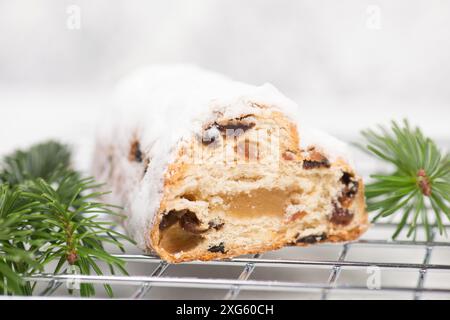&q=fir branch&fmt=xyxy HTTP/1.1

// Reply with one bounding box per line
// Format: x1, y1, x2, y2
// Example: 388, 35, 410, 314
0, 140, 71, 185
361, 120, 450, 240
0, 141, 134, 296
0, 185, 41, 295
